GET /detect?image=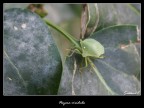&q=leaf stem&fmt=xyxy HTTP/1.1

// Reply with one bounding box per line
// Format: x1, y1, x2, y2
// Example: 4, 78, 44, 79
72, 58, 77, 95
127, 4, 140, 15
87, 58, 117, 95
43, 19, 81, 51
